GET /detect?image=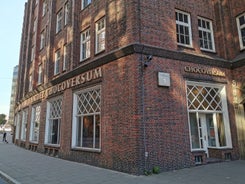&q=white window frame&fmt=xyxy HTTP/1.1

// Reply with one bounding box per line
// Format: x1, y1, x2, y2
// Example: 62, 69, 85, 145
54, 49, 61, 75
42, 0, 47, 16
64, 3, 69, 26
236, 13, 245, 50
21, 109, 28, 141
29, 104, 41, 143
198, 17, 215, 52
95, 18, 106, 54
15, 113, 21, 140
175, 10, 192, 47
33, 18, 37, 33
38, 64, 43, 84
63, 45, 68, 71
31, 46, 35, 61
72, 86, 101, 151
81, 0, 91, 10
45, 96, 62, 146
29, 73, 33, 92
56, 10, 62, 33
80, 29, 90, 61
40, 31, 45, 49
186, 81, 232, 151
